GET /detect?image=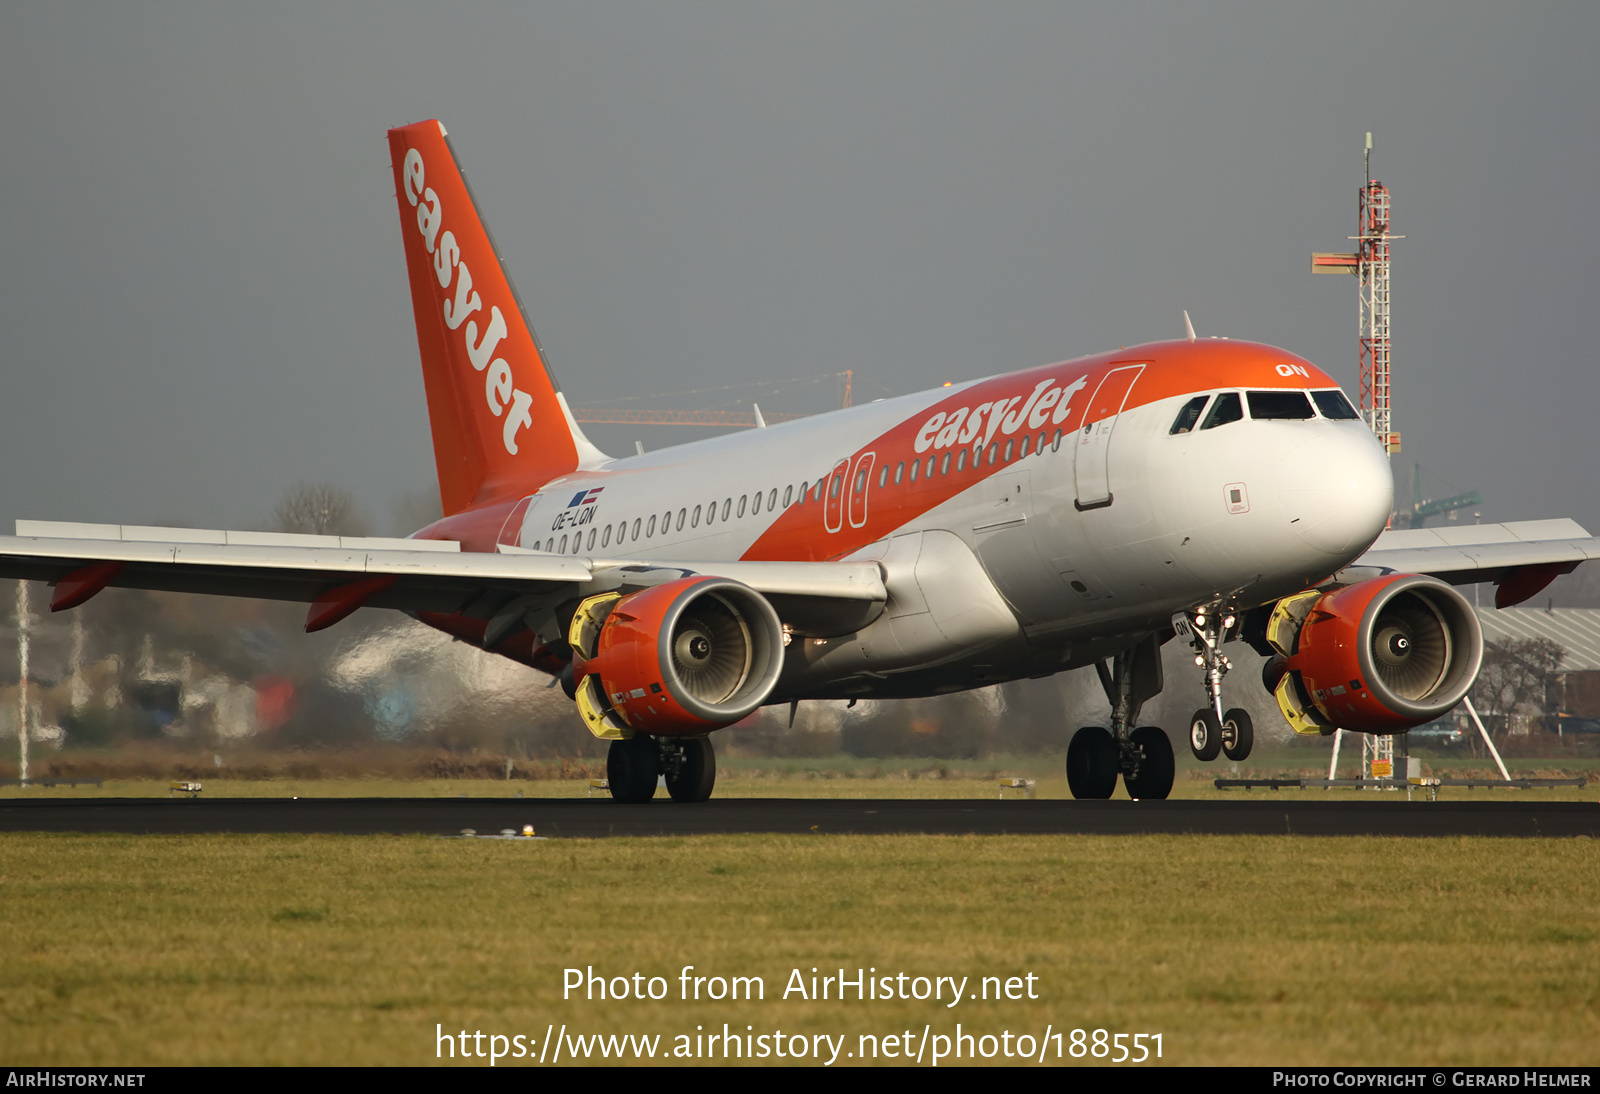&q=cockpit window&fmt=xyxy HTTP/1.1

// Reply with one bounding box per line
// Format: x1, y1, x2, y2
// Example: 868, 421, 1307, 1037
1247, 390, 1315, 419
1312, 389, 1360, 420
1170, 395, 1209, 435
1199, 392, 1243, 430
